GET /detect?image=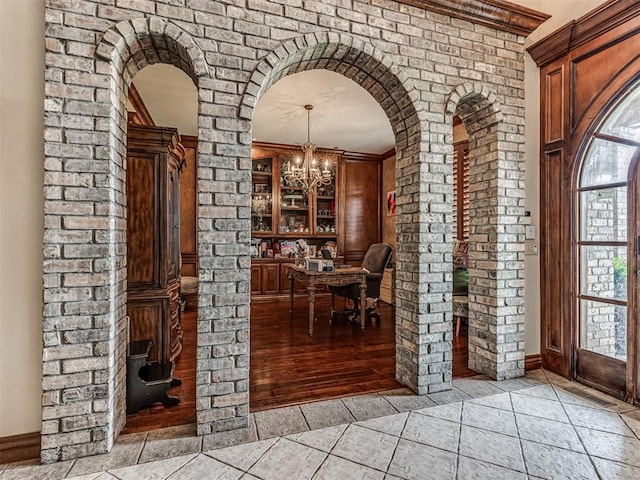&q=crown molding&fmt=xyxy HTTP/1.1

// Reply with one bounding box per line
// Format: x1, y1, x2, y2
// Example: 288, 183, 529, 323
128, 83, 155, 127
396, 0, 550, 37
527, 0, 640, 67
